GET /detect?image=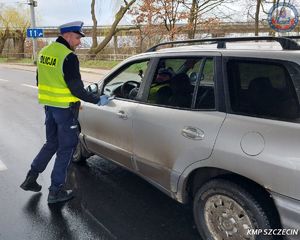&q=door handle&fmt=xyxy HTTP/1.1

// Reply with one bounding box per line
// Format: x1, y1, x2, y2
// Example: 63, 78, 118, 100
181, 127, 204, 140
117, 110, 128, 120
